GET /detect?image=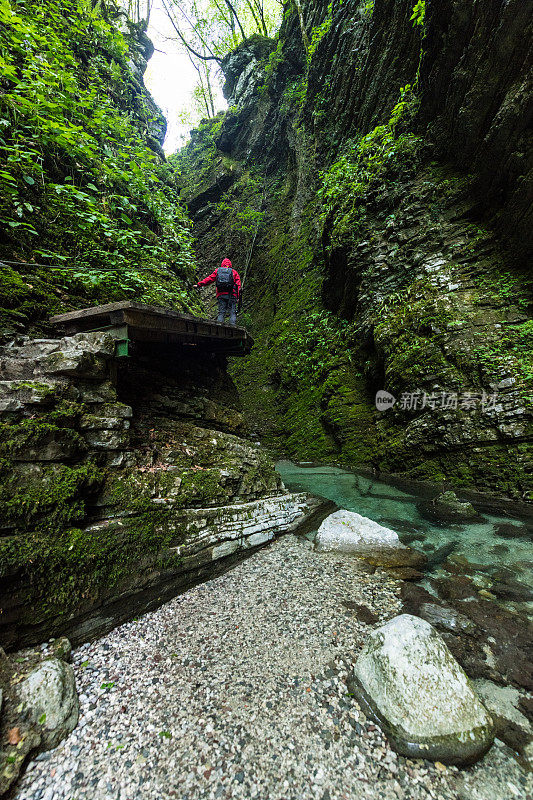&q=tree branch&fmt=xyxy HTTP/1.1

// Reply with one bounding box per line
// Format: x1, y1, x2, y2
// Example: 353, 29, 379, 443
221, 0, 246, 40
162, 0, 224, 62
